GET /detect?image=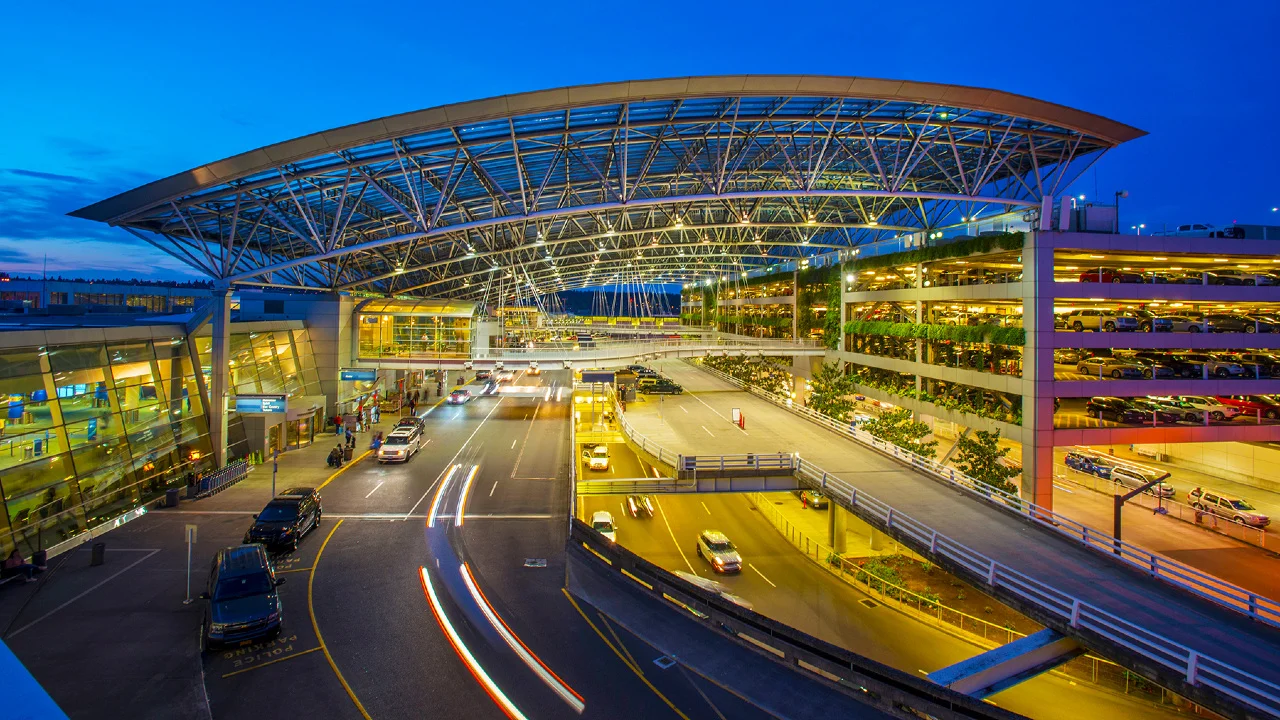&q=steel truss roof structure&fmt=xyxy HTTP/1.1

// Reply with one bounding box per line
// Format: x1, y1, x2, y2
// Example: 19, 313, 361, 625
73, 75, 1143, 301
